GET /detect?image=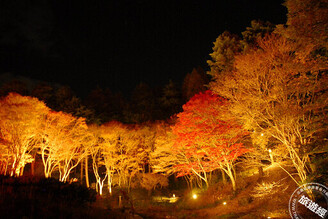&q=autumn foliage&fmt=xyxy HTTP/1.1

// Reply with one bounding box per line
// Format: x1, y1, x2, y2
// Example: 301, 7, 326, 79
0, 91, 250, 192
172, 90, 248, 189
209, 33, 328, 186
0, 93, 49, 176
0, 2, 326, 200
0, 93, 91, 183
40, 111, 90, 182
